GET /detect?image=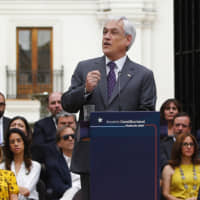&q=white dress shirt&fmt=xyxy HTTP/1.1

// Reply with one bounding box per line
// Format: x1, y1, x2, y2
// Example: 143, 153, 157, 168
0, 117, 3, 145
60, 154, 81, 200
0, 160, 41, 200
